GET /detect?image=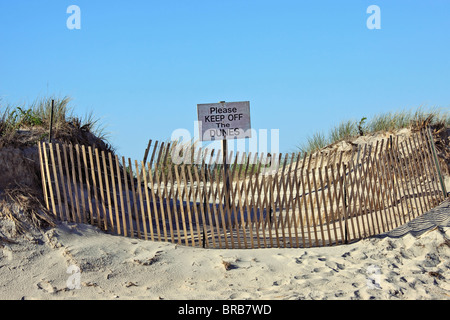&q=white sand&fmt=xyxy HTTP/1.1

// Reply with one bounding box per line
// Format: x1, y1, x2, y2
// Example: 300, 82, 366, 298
1, 200, 449, 300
